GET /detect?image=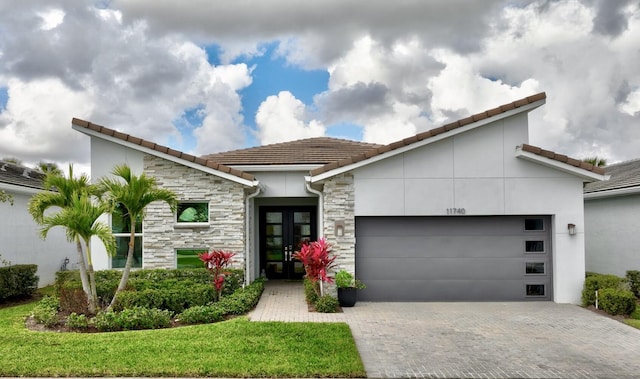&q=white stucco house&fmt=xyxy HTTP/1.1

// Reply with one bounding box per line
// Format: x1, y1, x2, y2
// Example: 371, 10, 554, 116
0, 161, 76, 286
584, 159, 640, 276
72, 92, 607, 304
